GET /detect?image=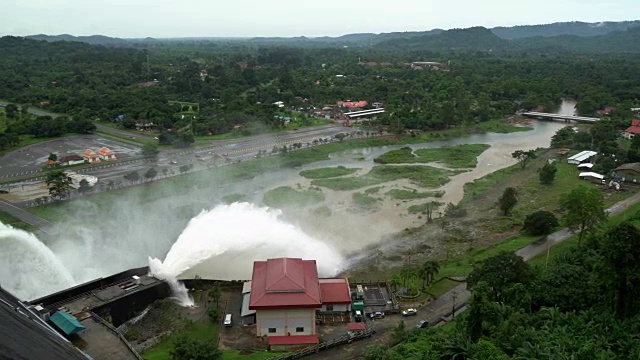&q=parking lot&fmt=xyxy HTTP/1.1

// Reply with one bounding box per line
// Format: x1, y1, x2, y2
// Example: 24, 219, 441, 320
0, 134, 141, 179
